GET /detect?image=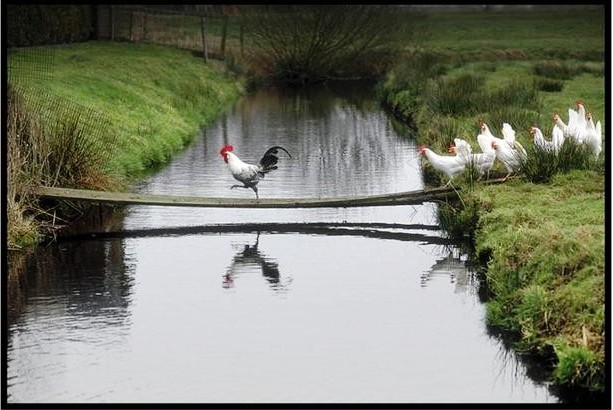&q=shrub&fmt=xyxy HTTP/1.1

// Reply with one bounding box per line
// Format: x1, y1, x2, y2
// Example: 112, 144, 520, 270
436, 197, 479, 245
556, 138, 595, 173
533, 61, 582, 80
535, 77, 564, 92
521, 136, 600, 184
554, 344, 604, 392
521, 143, 560, 184
517, 285, 551, 344
487, 79, 541, 111
424, 73, 484, 116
